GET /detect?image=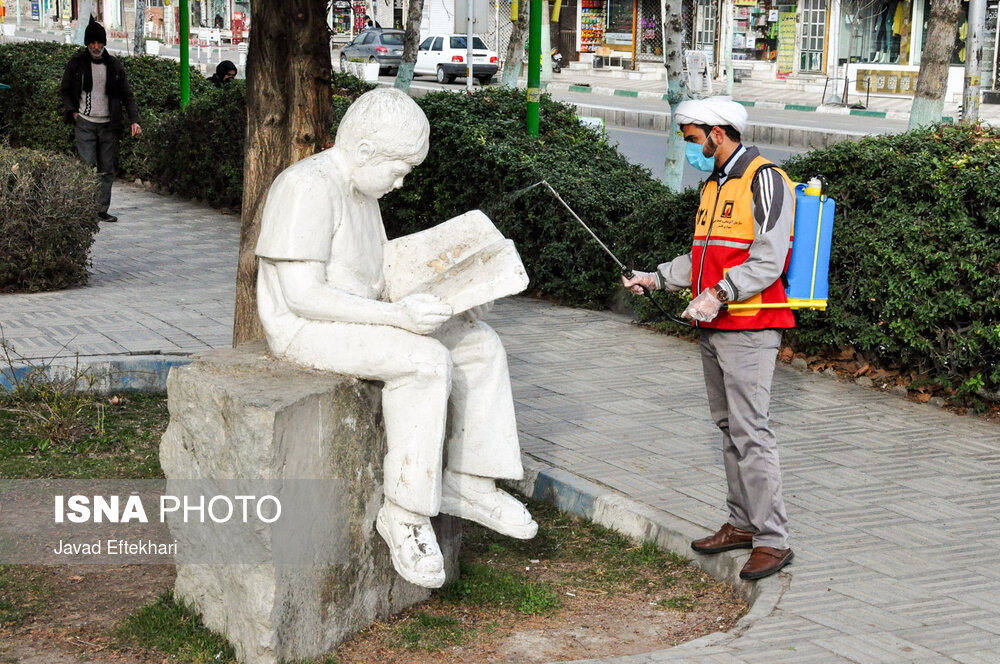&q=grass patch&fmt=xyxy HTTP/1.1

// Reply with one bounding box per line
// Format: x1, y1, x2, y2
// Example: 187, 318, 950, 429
459, 496, 694, 595
393, 611, 471, 651
116, 590, 236, 663
657, 595, 697, 611
441, 561, 560, 615
0, 392, 167, 479
0, 565, 51, 628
